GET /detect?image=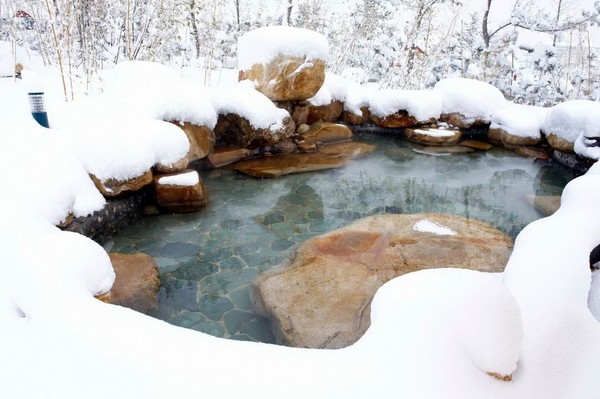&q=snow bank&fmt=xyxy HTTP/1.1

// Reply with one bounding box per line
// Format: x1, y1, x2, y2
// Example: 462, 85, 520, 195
490, 103, 547, 138
0, 42, 42, 76
101, 61, 219, 128
237, 26, 329, 70
543, 100, 600, 146
211, 80, 291, 130
434, 77, 506, 121
307, 73, 349, 106
344, 82, 378, 116
369, 89, 442, 121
